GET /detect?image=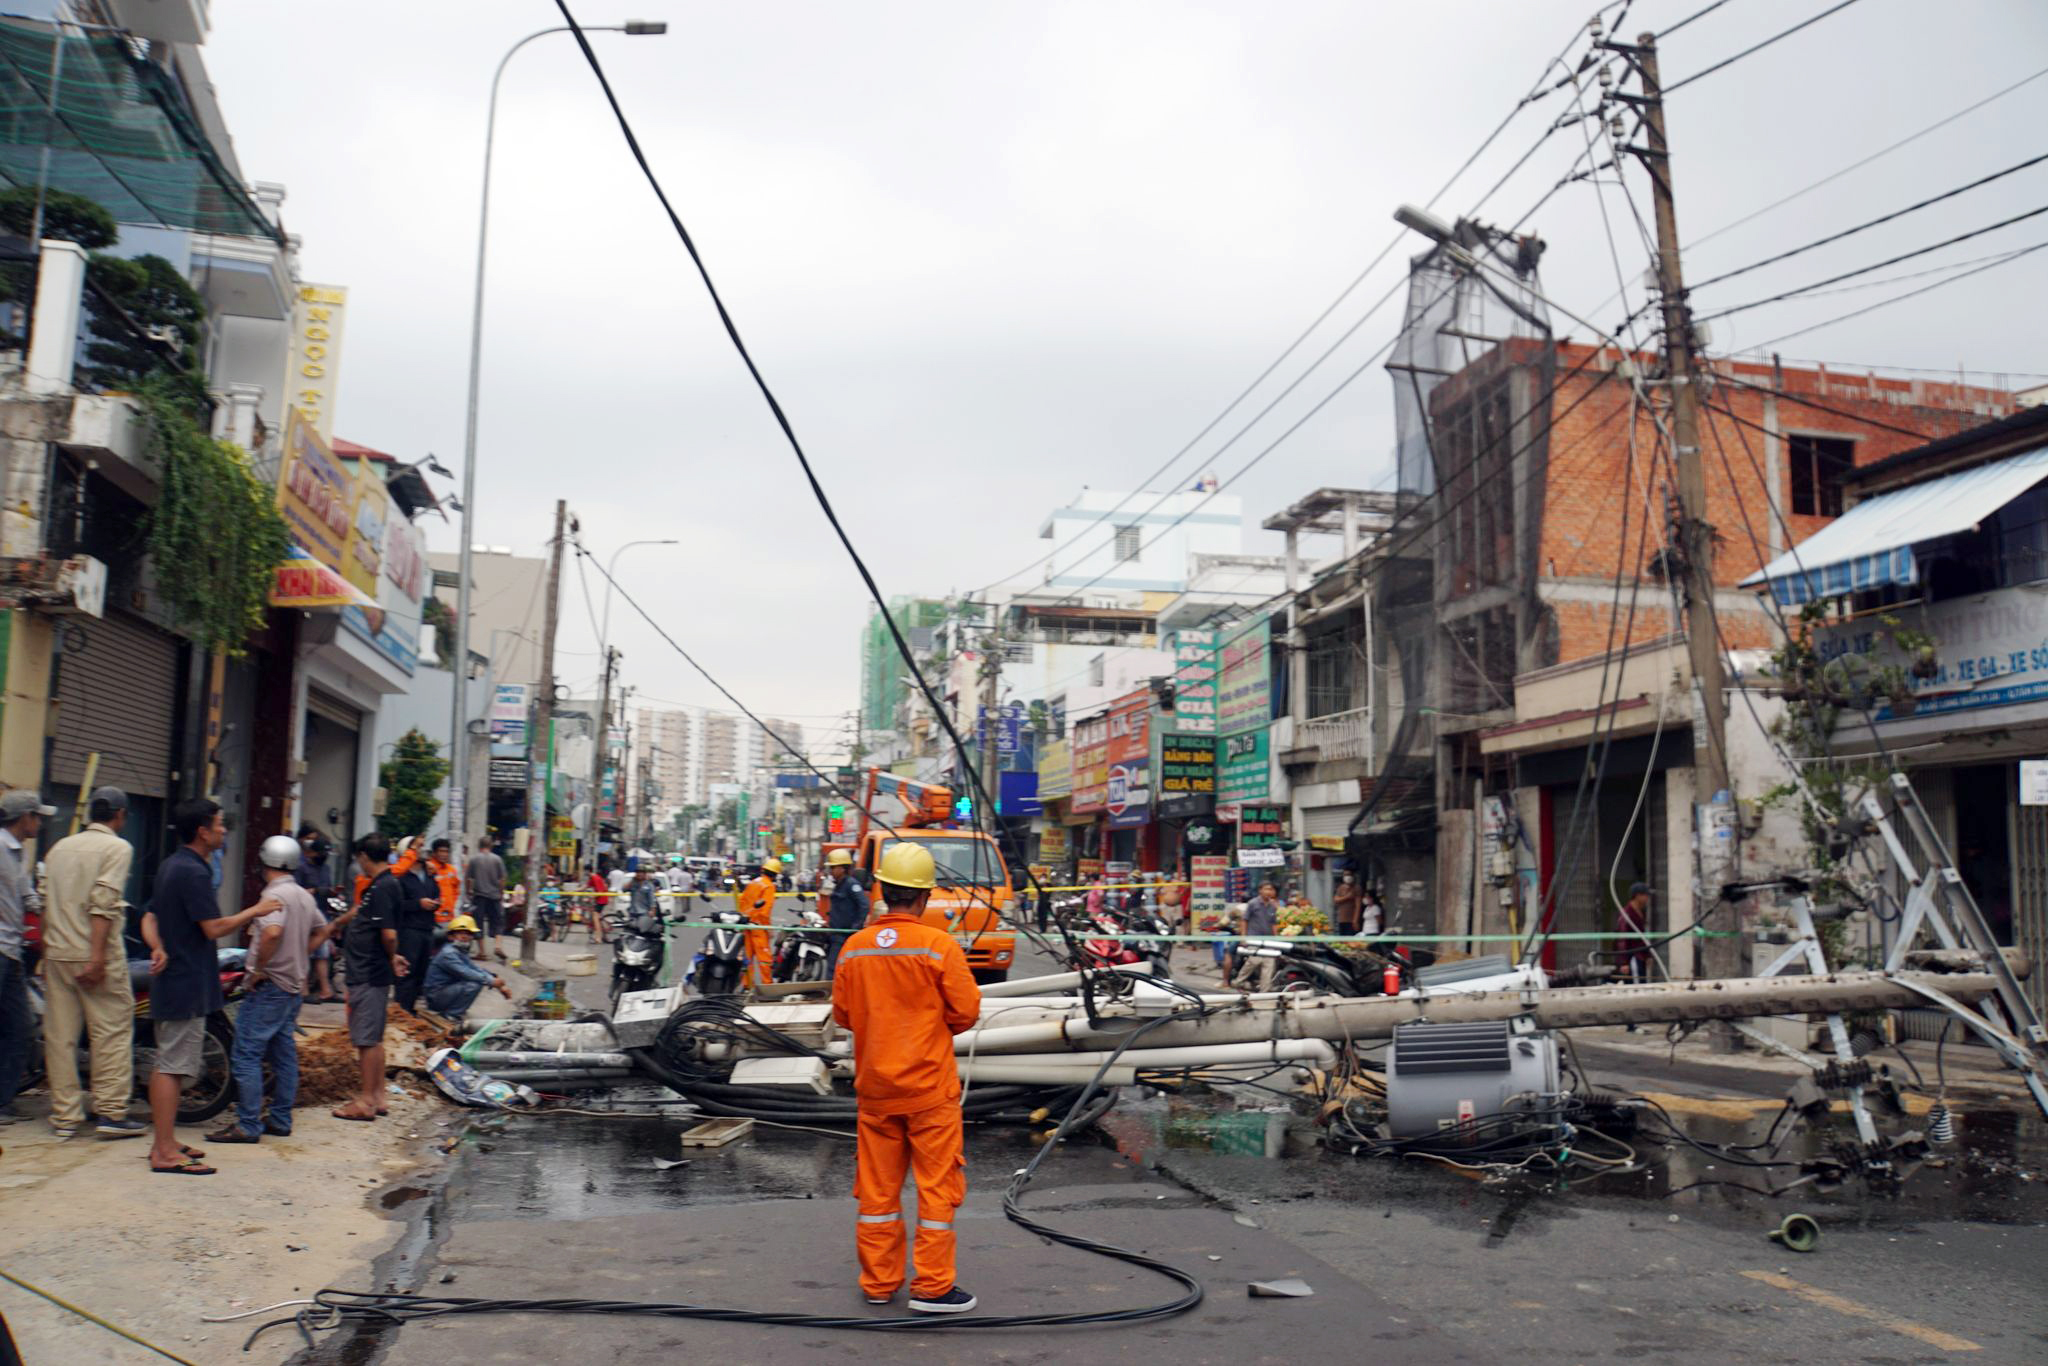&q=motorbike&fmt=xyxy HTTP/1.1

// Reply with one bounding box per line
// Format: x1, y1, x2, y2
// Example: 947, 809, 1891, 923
533, 889, 570, 943
23, 949, 247, 1124
608, 905, 669, 1008
1080, 905, 1175, 979
1263, 934, 1441, 995
770, 906, 833, 984
687, 905, 750, 996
